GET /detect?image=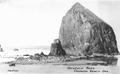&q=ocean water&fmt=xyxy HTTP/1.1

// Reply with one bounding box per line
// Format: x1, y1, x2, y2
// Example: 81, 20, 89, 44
0, 47, 50, 63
